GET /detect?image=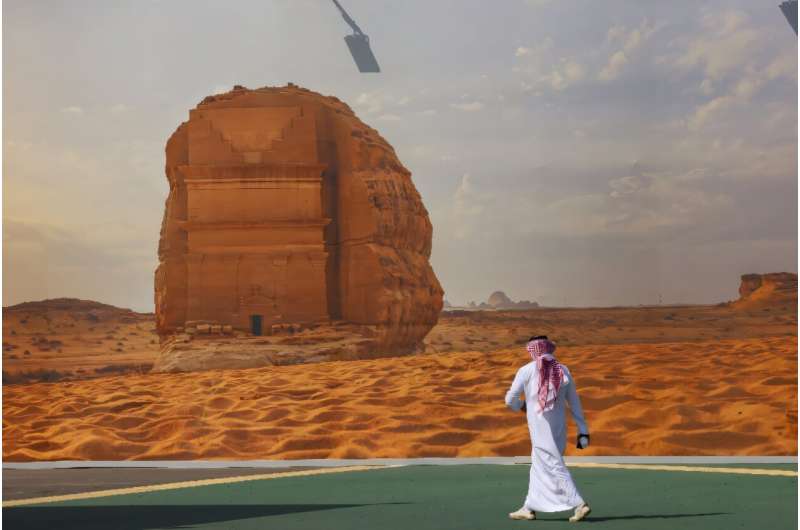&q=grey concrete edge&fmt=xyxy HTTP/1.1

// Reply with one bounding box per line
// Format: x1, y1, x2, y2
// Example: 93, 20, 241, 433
3, 456, 797, 470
